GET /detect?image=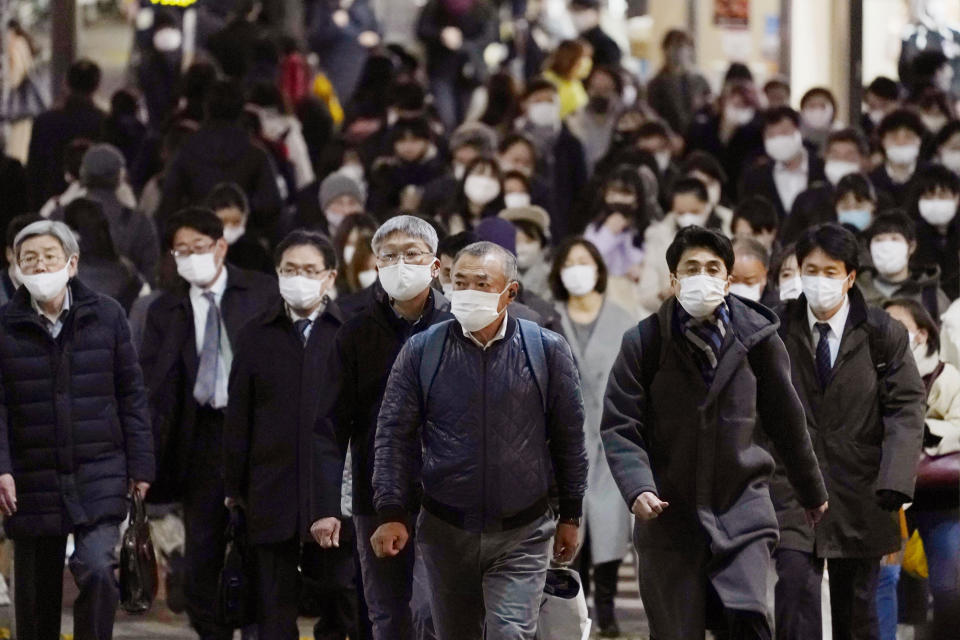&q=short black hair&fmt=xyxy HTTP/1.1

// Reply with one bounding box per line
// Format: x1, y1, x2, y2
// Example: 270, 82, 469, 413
762, 106, 800, 131
64, 198, 118, 261
392, 81, 426, 112
909, 163, 960, 204
912, 50, 950, 81
389, 117, 433, 144
665, 226, 735, 274
866, 76, 899, 101
513, 219, 546, 245
866, 210, 916, 243
883, 298, 940, 357
438, 231, 479, 259
67, 59, 101, 95
800, 87, 837, 113
770, 242, 797, 280
796, 223, 860, 274
733, 196, 779, 234
164, 207, 224, 248
680, 151, 728, 186
877, 108, 927, 141
204, 80, 246, 121
826, 128, 869, 157
110, 89, 138, 116
182, 62, 218, 102
724, 62, 753, 85
833, 173, 877, 206
586, 65, 624, 96
5, 213, 42, 249
206, 183, 249, 215
549, 237, 608, 301
64, 138, 94, 179
498, 132, 538, 159
763, 77, 790, 94
274, 229, 337, 270
523, 77, 558, 101
670, 176, 709, 204
933, 120, 960, 153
